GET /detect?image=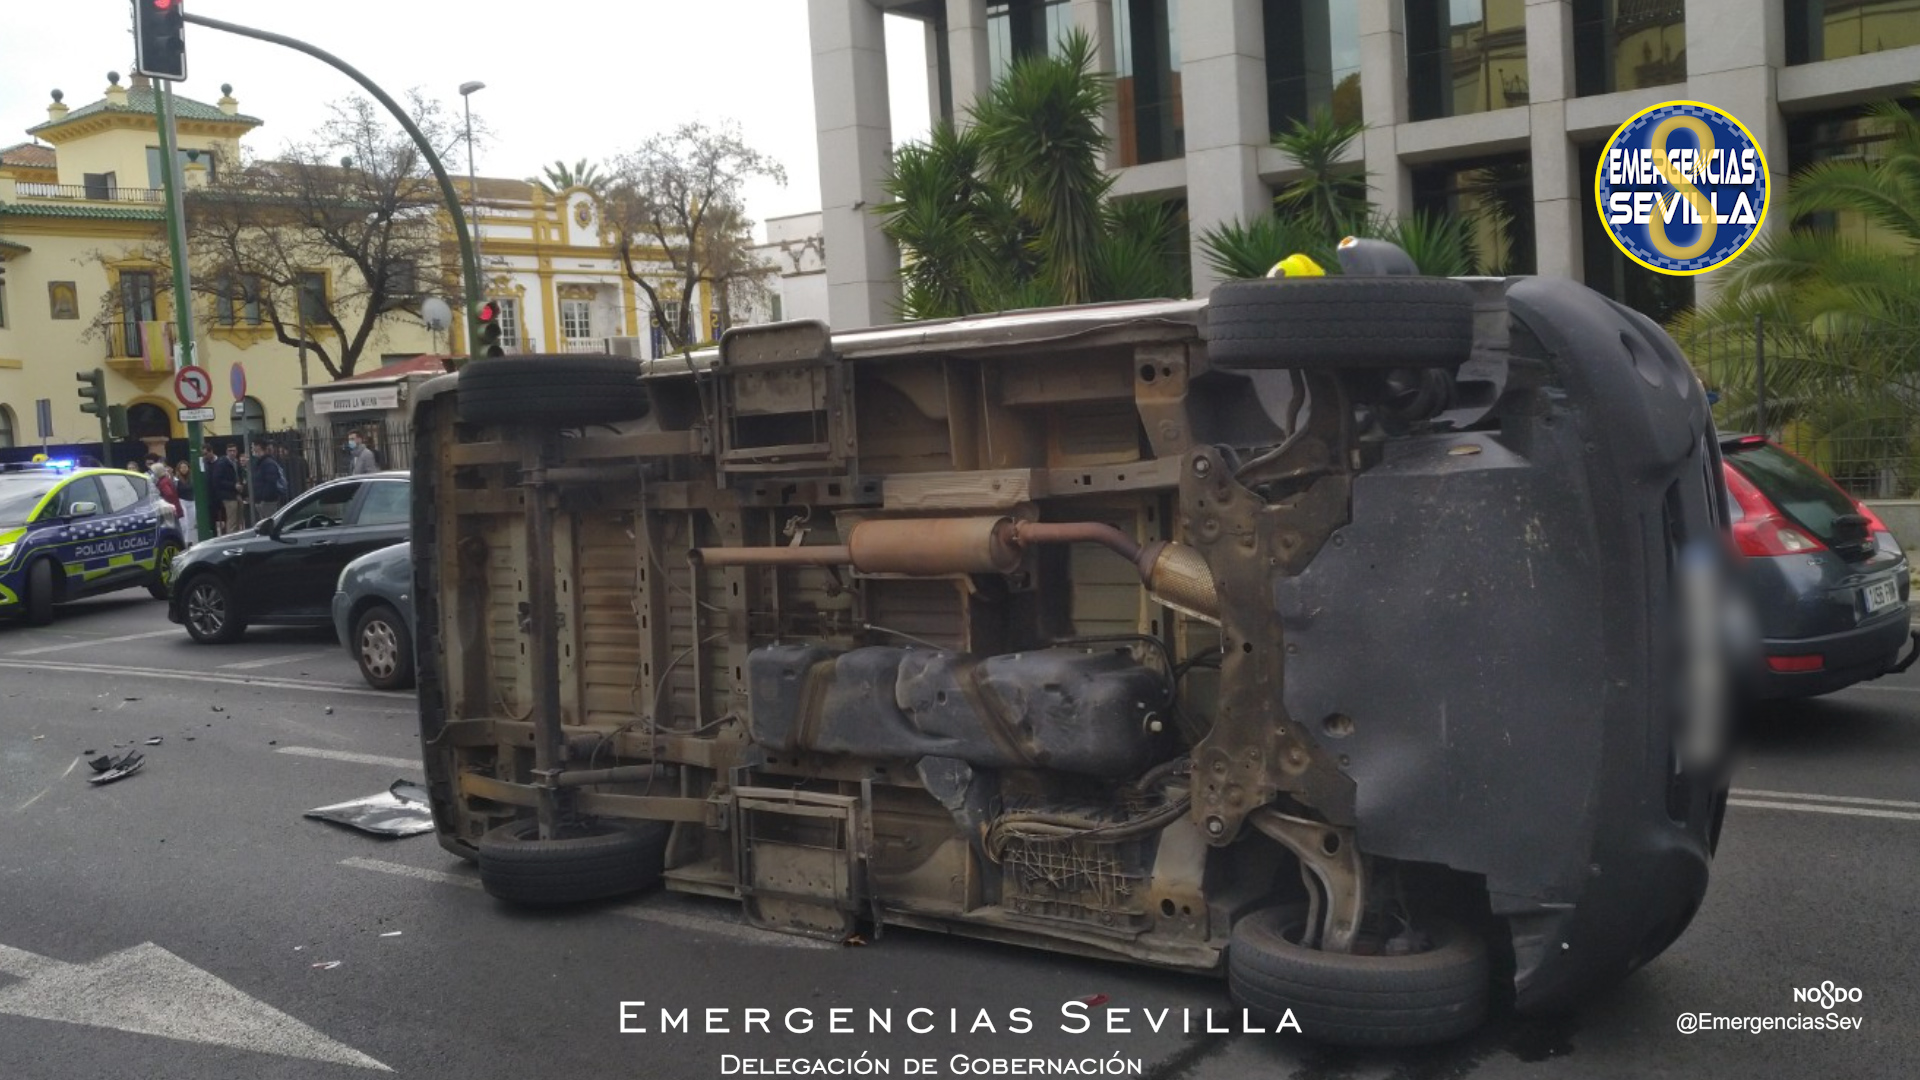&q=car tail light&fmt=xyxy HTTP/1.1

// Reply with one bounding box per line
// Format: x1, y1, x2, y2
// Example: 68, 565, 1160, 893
1767, 654, 1825, 673
1723, 465, 1827, 556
